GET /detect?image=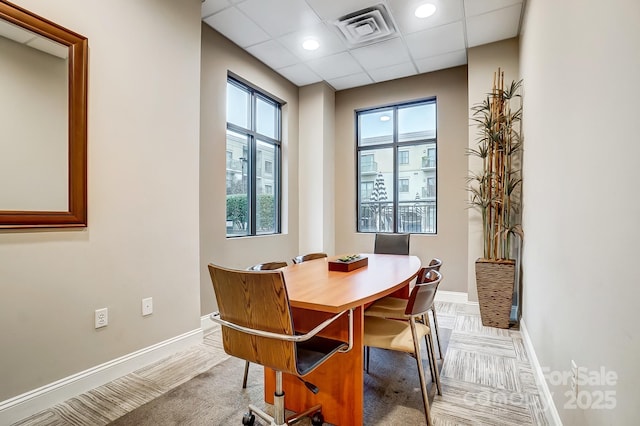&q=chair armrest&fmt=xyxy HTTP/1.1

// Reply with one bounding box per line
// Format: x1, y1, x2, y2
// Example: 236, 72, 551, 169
211, 309, 353, 350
